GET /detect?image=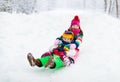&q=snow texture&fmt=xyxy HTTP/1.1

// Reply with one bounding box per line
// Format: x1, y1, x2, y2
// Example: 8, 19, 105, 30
0, 10, 120, 82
